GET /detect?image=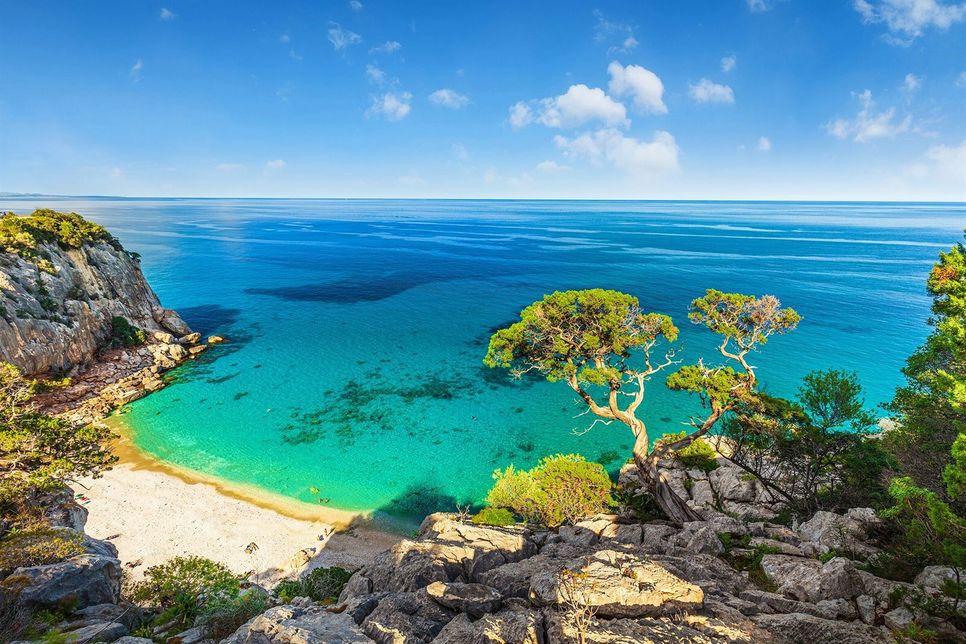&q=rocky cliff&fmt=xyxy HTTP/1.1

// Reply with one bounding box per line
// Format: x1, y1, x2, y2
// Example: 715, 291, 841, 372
0, 210, 190, 376
0, 209, 203, 425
